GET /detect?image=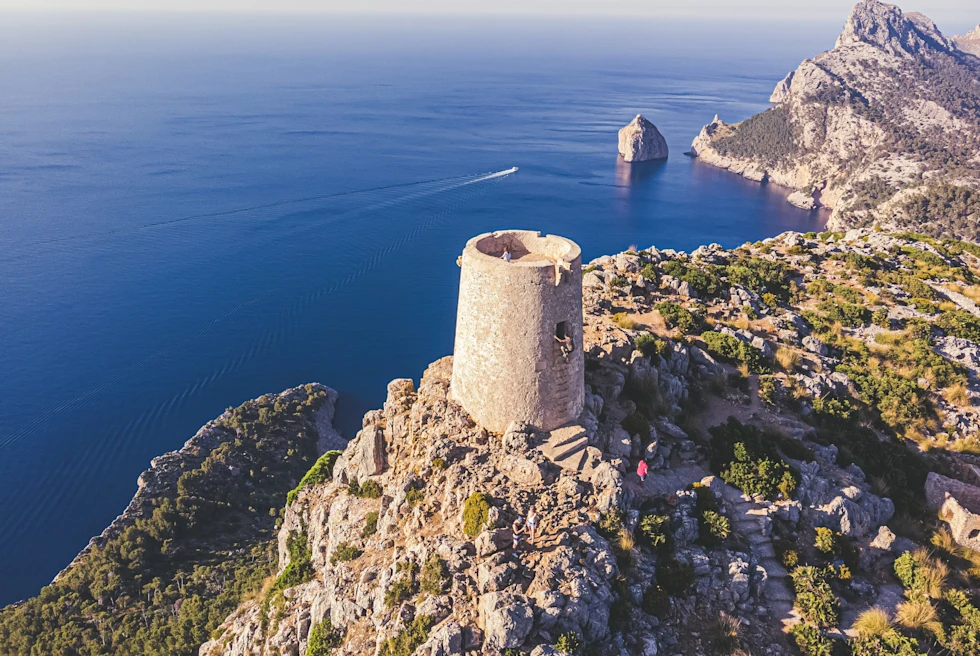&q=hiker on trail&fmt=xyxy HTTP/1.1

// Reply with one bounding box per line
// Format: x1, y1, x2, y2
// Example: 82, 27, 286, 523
527, 508, 539, 545
555, 333, 574, 360
637, 459, 649, 483
502, 246, 512, 262
512, 516, 525, 551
